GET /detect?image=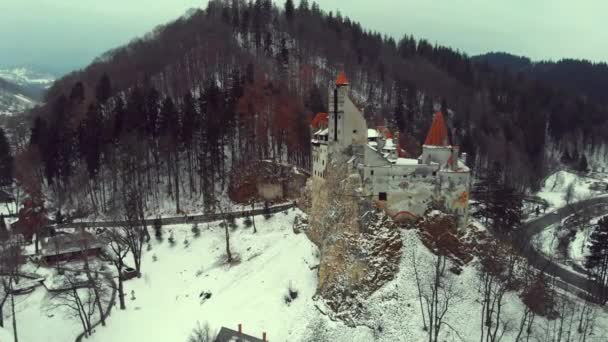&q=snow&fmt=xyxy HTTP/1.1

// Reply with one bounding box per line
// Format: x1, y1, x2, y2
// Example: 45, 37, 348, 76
569, 229, 590, 267
5, 210, 608, 341
13, 93, 34, 105
382, 139, 395, 150
537, 170, 606, 210
0, 67, 55, 87
367, 129, 379, 139
394, 158, 419, 166
86, 209, 318, 342
533, 223, 560, 257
